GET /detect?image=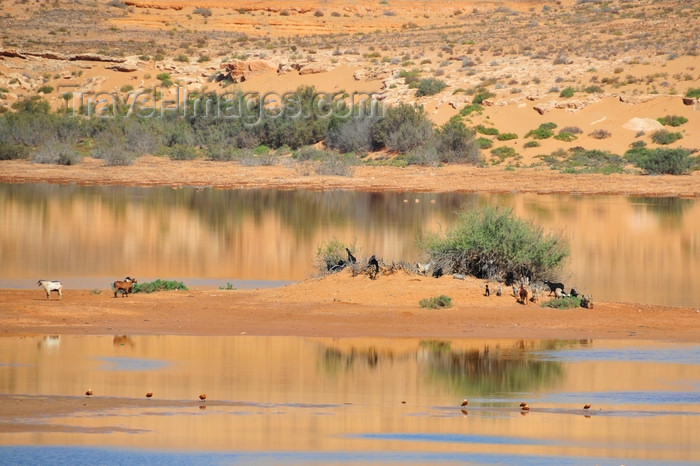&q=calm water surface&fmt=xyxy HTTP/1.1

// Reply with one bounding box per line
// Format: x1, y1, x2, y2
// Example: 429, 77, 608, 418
0, 336, 699, 464
1, 183, 699, 306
